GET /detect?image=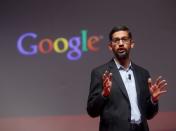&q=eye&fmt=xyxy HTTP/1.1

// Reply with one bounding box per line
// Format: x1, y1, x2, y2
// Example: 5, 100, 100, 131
122, 37, 129, 41
112, 38, 120, 42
